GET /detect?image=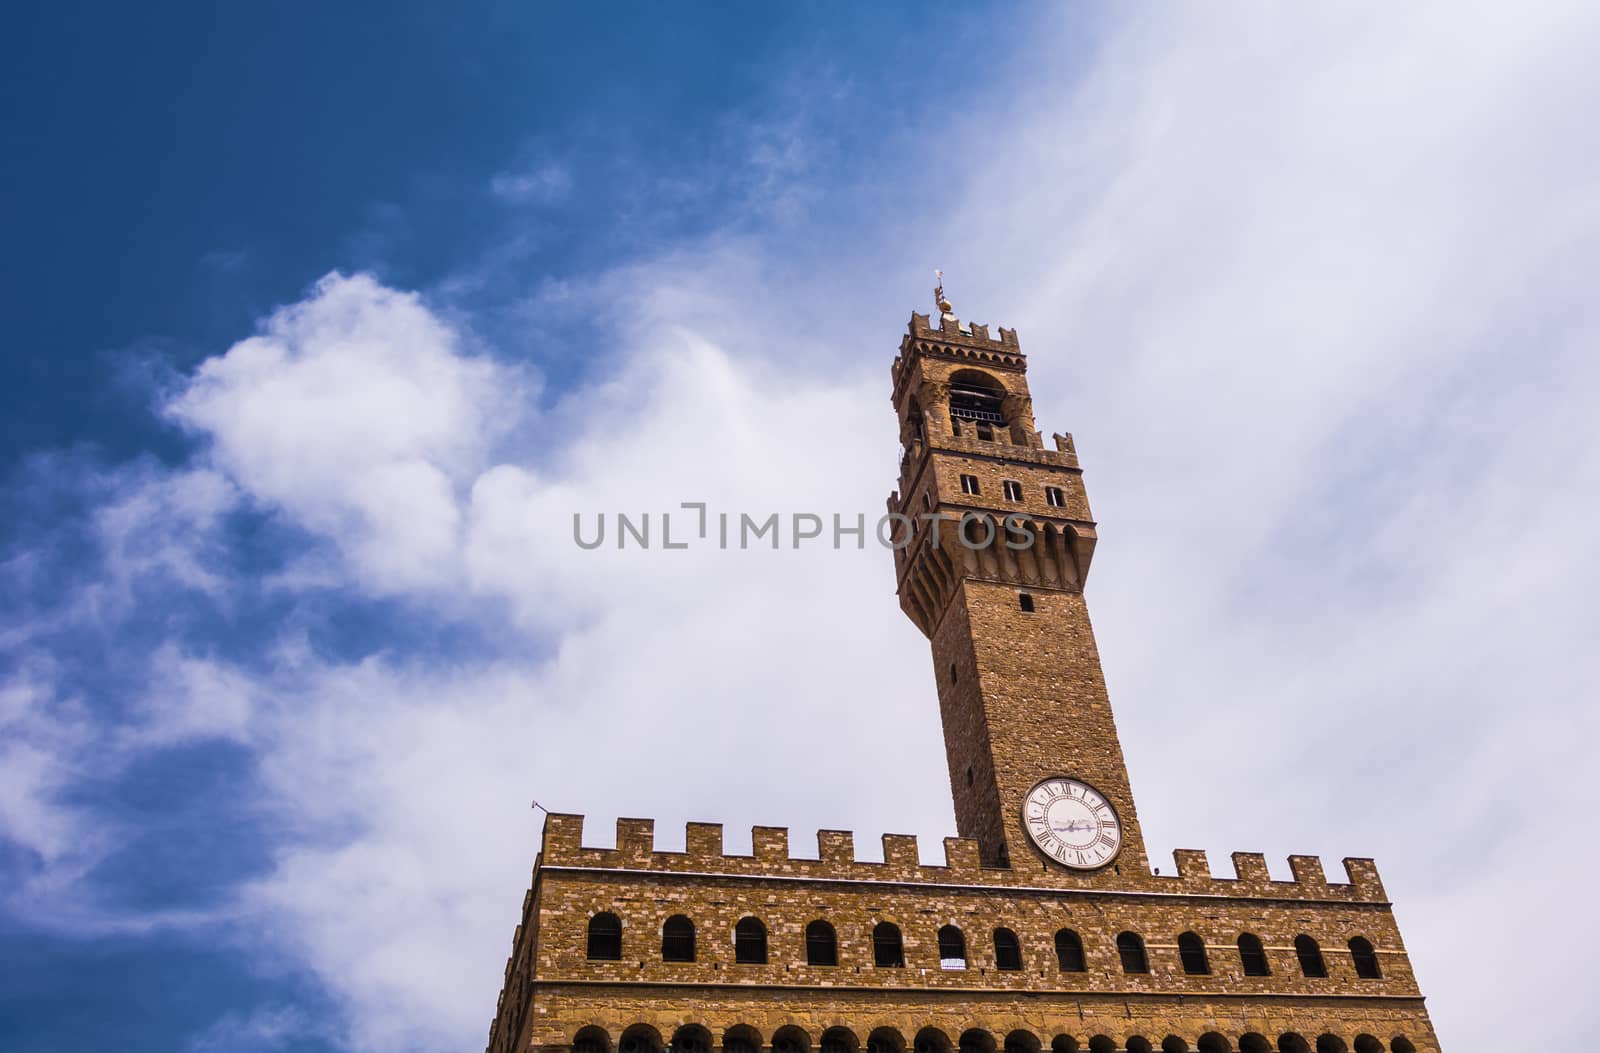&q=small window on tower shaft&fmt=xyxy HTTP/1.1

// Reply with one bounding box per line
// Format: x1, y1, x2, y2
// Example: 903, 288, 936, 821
976, 424, 994, 441
1045, 486, 1065, 508
1018, 593, 1035, 613
949, 662, 958, 685
1003, 480, 1022, 502
960, 474, 980, 496
965, 766, 973, 786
